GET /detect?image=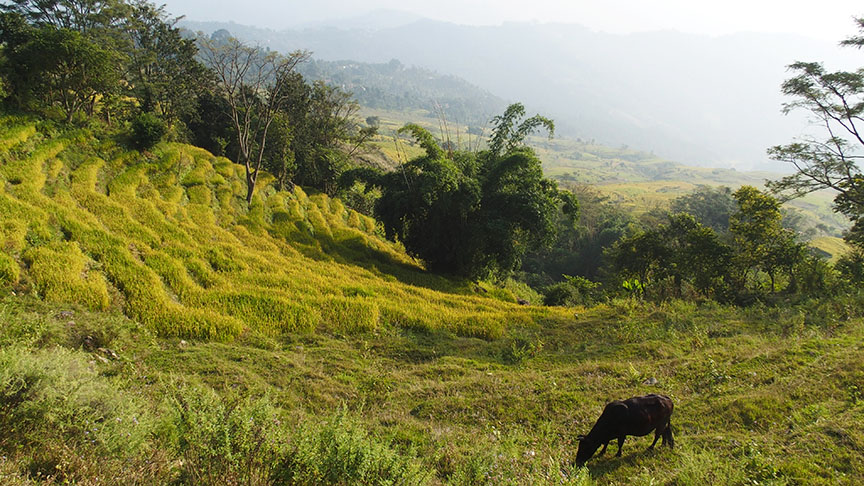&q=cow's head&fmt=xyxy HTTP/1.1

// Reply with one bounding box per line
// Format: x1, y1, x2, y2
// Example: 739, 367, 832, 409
574, 434, 600, 467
